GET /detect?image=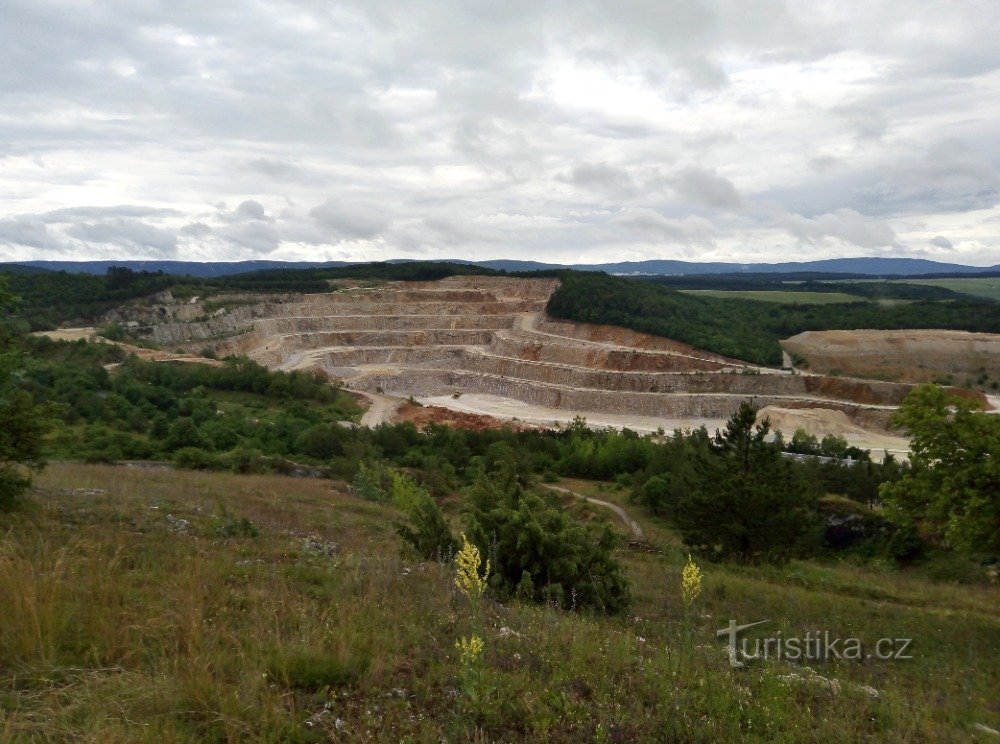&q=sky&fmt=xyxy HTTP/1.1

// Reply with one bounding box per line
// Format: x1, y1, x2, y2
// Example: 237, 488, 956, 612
2, 0, 1000, 266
